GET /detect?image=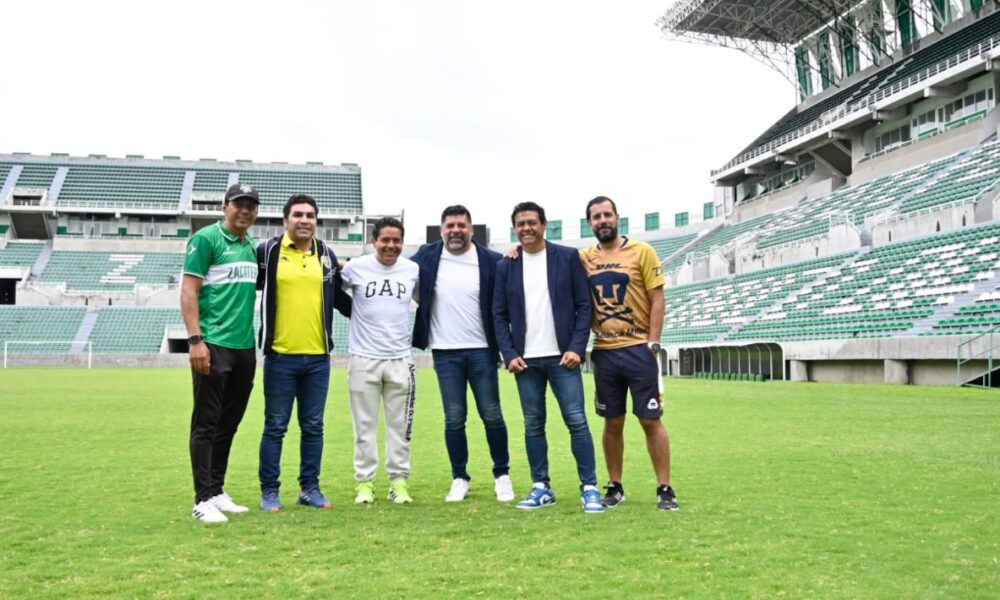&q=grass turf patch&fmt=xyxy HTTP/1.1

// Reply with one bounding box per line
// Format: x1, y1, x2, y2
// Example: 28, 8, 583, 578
0, 369, 998, 597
